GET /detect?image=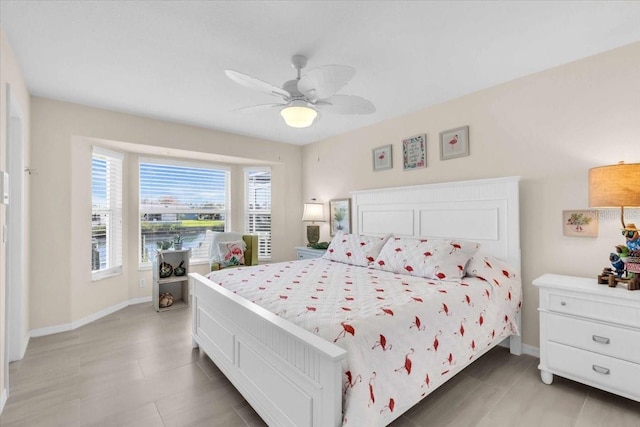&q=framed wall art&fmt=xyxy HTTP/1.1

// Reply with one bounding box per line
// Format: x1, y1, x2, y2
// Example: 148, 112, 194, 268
440, 126, 469, 160
563, 210, 598, 237
330, 198, 351, 236
372, 144, 393, 171
402, 134, 426, 170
